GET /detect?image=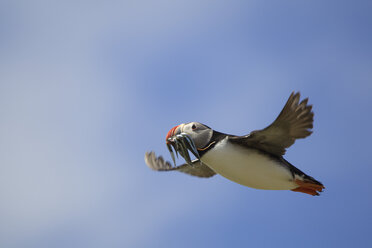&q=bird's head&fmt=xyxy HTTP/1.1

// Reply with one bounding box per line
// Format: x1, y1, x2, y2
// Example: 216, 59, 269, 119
166, 122, 213, 150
